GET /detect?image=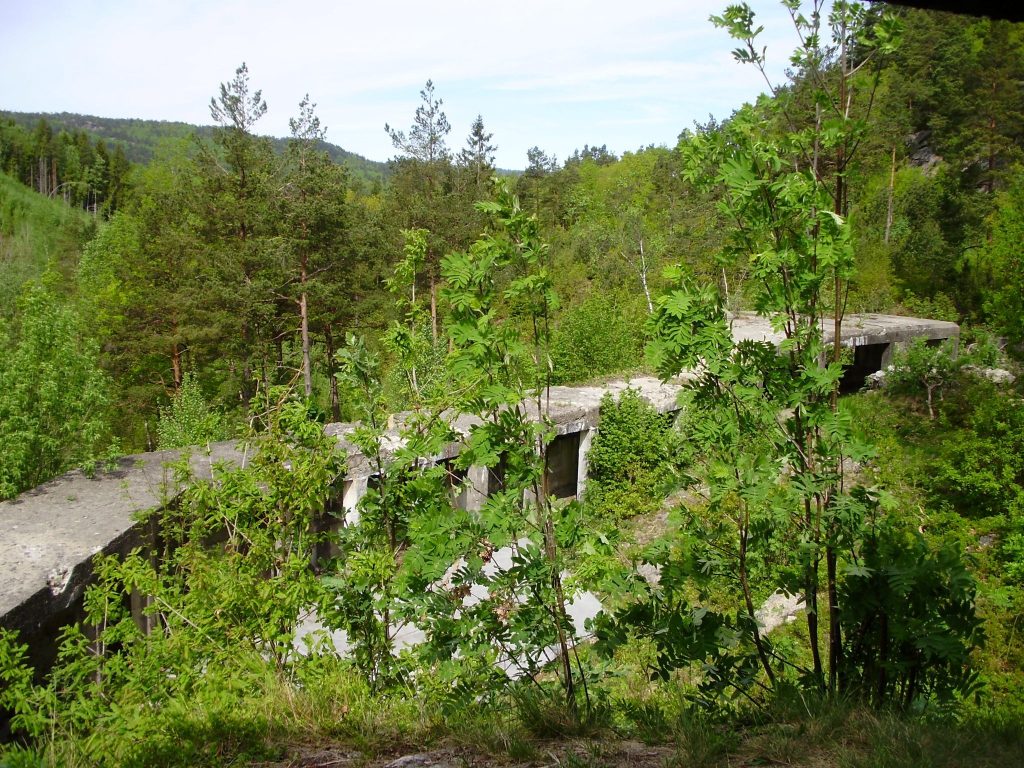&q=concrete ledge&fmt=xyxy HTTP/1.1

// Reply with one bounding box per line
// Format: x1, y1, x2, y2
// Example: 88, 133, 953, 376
729, 311, 959, 348
0, 312, 959, 668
